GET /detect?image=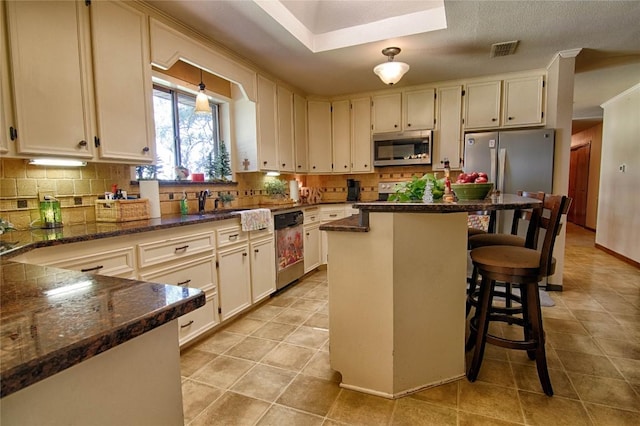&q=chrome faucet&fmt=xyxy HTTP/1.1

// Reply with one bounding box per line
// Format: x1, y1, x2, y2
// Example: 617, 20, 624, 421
197, 190, 210, 214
